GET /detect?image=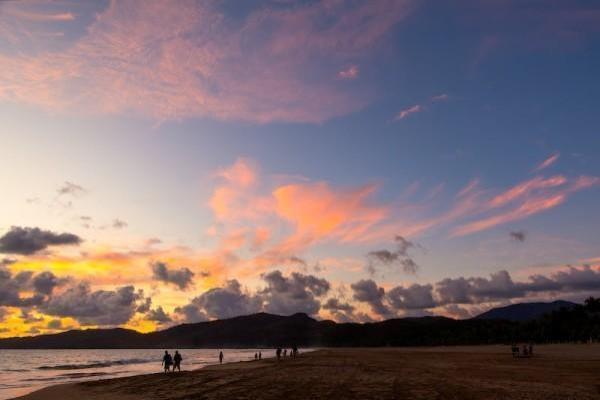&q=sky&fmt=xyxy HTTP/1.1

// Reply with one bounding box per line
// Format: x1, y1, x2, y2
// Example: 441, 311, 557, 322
1, 0, 599, 337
